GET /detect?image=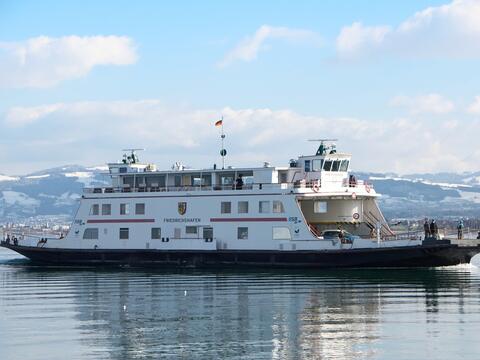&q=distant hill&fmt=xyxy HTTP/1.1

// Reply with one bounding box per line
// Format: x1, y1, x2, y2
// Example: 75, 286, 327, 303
1, 166, 480, 223
0, 165, 108, 223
